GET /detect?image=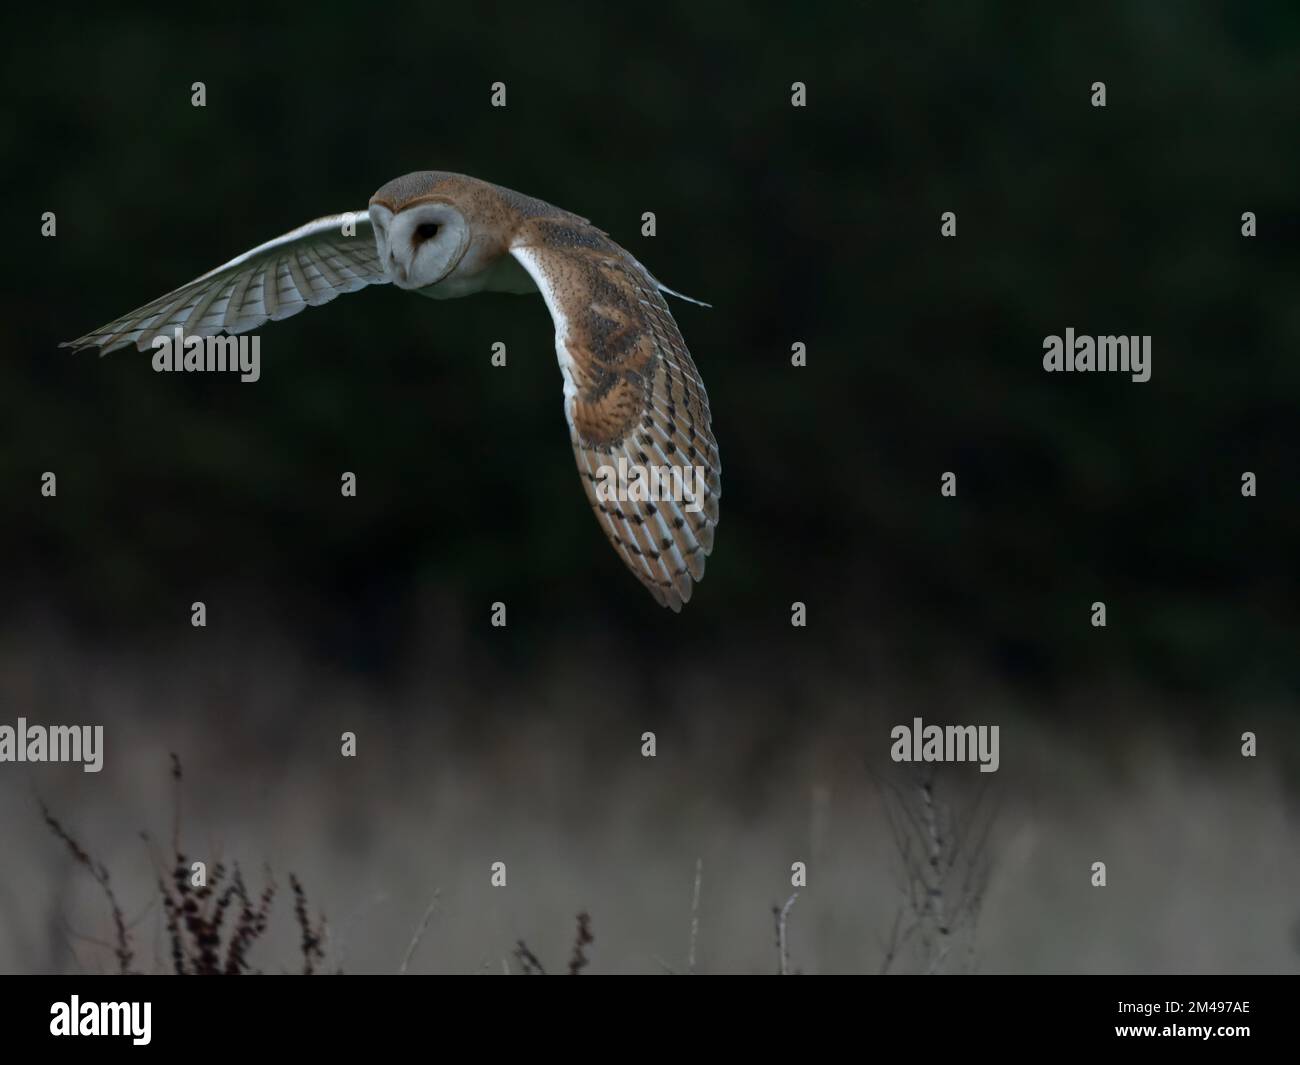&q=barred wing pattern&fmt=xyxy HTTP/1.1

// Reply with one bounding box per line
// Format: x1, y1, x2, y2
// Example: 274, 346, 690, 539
61, 212, 386, 355
511, 222, 720, 611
